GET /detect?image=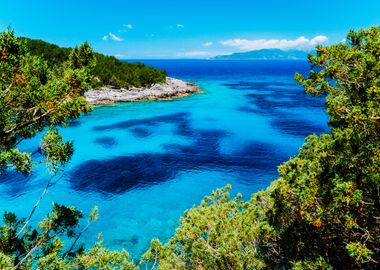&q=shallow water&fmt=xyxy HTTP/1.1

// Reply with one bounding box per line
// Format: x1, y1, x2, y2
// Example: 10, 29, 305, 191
0, 60, 328, 259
